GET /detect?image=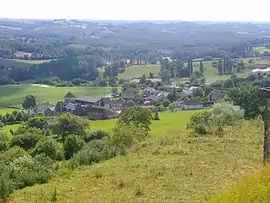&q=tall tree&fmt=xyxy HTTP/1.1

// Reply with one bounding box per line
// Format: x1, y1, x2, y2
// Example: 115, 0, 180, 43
22, 95, 37, 109
199, 61, 204, 73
